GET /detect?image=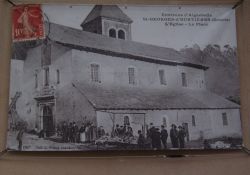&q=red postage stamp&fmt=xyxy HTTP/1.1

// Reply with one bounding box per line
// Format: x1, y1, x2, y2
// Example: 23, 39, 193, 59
12, 4, 45, 42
